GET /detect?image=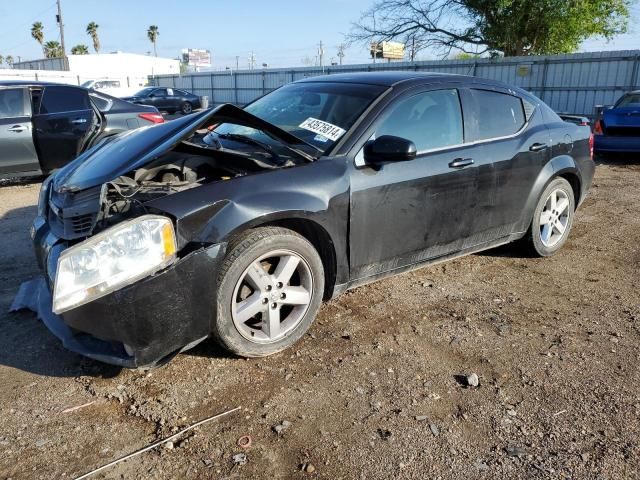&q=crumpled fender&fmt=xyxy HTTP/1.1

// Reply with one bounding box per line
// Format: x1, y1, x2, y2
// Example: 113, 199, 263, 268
144, 157, 351, 286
